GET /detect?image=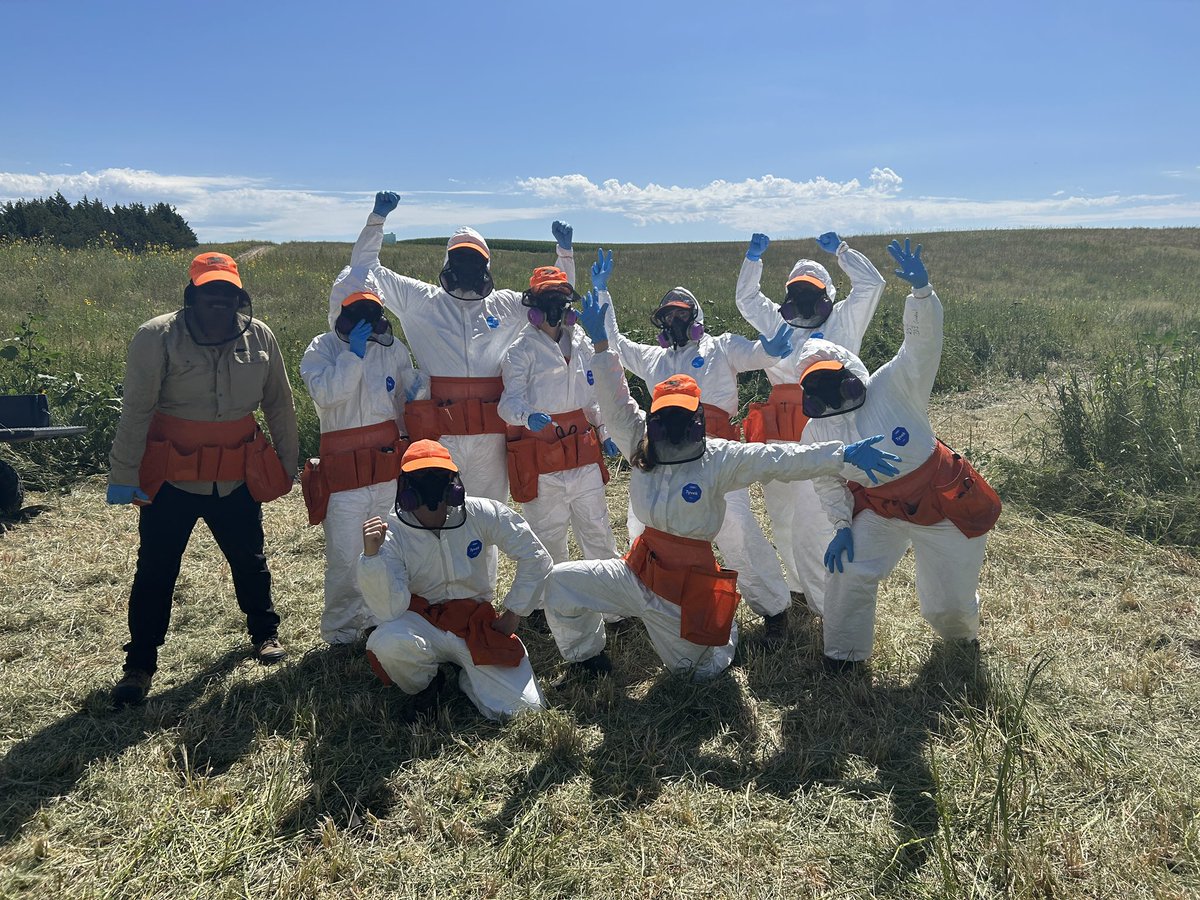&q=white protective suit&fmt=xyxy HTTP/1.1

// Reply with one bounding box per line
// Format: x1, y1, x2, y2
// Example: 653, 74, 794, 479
605, 288, 793, 617
799, 285, 987, 662
300, 268, 426, 643
345, 213, 574, 503
357, 497, 553, 721
735, 243, 885, 614
536, 349, 849, 680
498, 323, 618, 563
